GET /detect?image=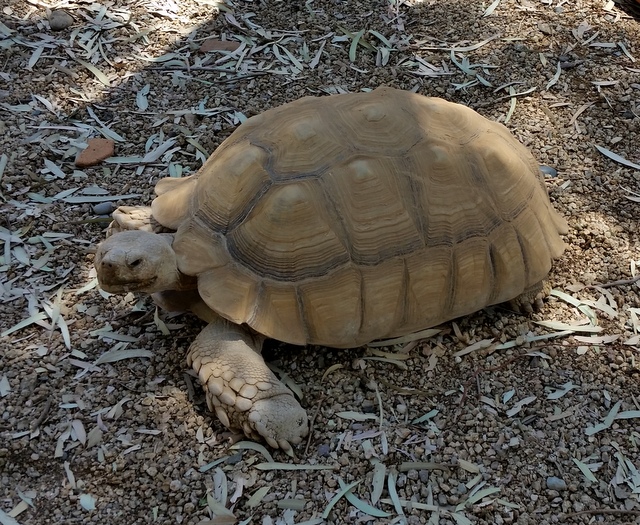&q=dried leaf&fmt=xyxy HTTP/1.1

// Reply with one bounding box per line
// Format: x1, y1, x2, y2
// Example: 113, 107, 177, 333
277, 499, 306, 511
616, 410, 640, 420
1, 312, 47, 337
309, 39, 326, 69
399, 462, 451, 471
322, 480, 359, 518
28, 46, 44, 70
535, 320, 602, 333
505, 396, 537, 417
483, 0, 501, 16
254, 462, 335, 471
206, 494, 235, 518
387, 472, 404, 516
458, 459, 481, 473
86, 426, 103, 448
595, 145, 640, 170
213, 467, 228, 507
79, 494, 96, 511
412, 408, 439, 424
546, 383, 576, 400
94, 349, 152, 365
338, 477, 390, 517
0, 375, 10, 397
371, 462, 386, 504
72, 419, 86, 445
453, 339, 494, 358
503, 389, 515, 404
422, 34, 500, 52
368, 30, 392, 48
573, 334, 620, 344
199, 457, 228, 473
618, 42, 635, 62
572, 458, 598, 483
153, 308, 170, 335
75, 59, 111, 86
368, 328, 440, 347
62, 193, 141, 204
246, 486, 270, 508
466, 486, 500, 506
336, 411, 378, 421
585, 400, 622, 436
321, 363, 344, 381
546, 61, 562, 89
229, 441, 274, 463
451, 512, 474, 525
136, 83, 150, 111
349, 29, 365, 62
